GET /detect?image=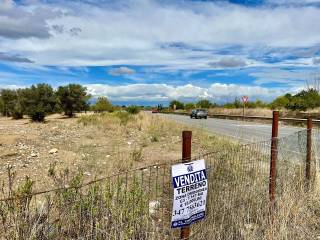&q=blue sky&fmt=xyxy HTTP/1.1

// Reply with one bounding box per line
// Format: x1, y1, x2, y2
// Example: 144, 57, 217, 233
0, 0, 320, 105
